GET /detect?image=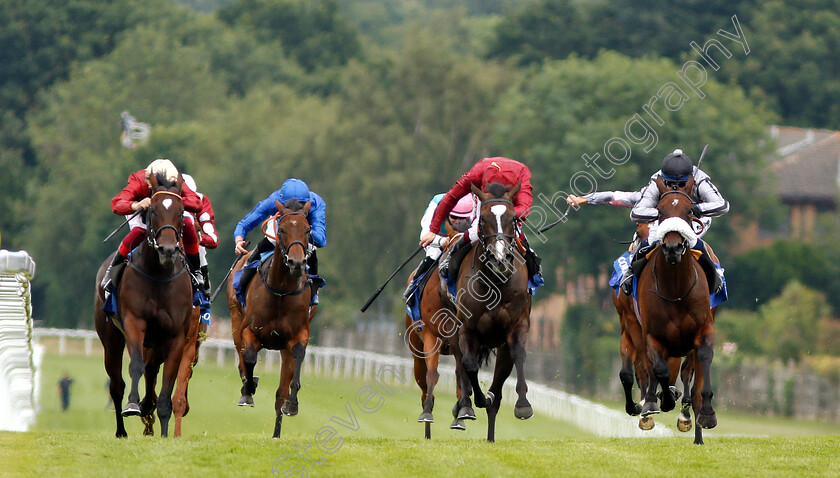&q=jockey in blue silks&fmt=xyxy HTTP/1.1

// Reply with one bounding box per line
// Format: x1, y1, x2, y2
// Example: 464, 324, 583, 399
234, 178, 327, 304
619, 149, 729, 295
